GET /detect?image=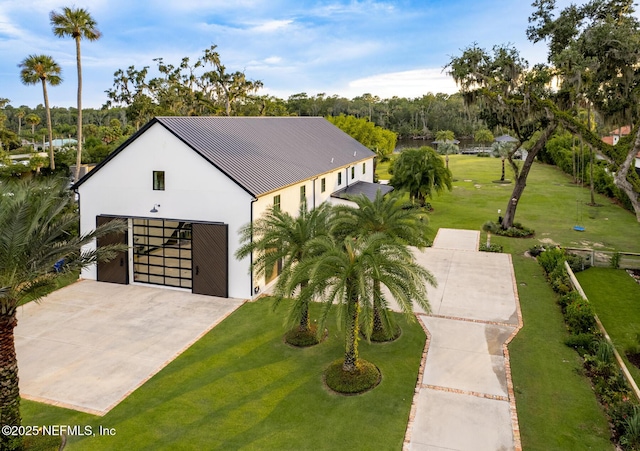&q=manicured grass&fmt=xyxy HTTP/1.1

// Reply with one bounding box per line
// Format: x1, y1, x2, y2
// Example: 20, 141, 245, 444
22, 298, 425, 450
427, 156, 640, 256
576, 267, 640, 386
509, 257, 613, 450
21, 155, 640, 449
